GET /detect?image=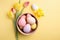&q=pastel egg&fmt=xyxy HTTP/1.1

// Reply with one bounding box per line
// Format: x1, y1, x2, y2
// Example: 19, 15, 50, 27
31, 4, 38, 10
27, 14, 36, 24
31, 24, 36, 29
23, 24, 31, 33
18, 15, 26, 29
